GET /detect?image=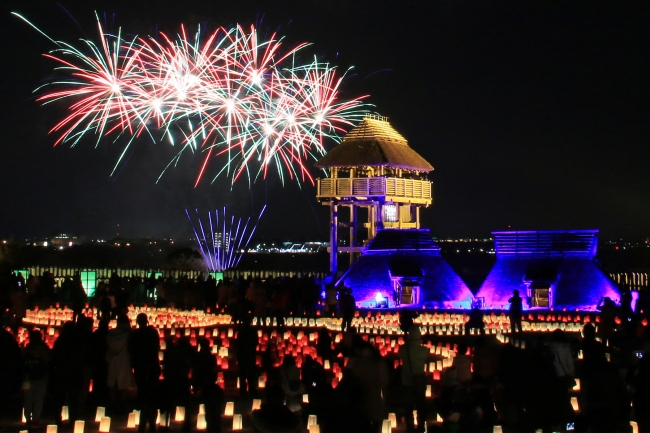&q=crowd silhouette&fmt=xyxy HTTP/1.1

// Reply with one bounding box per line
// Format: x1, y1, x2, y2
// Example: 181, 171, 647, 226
0, 269, 650, 432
